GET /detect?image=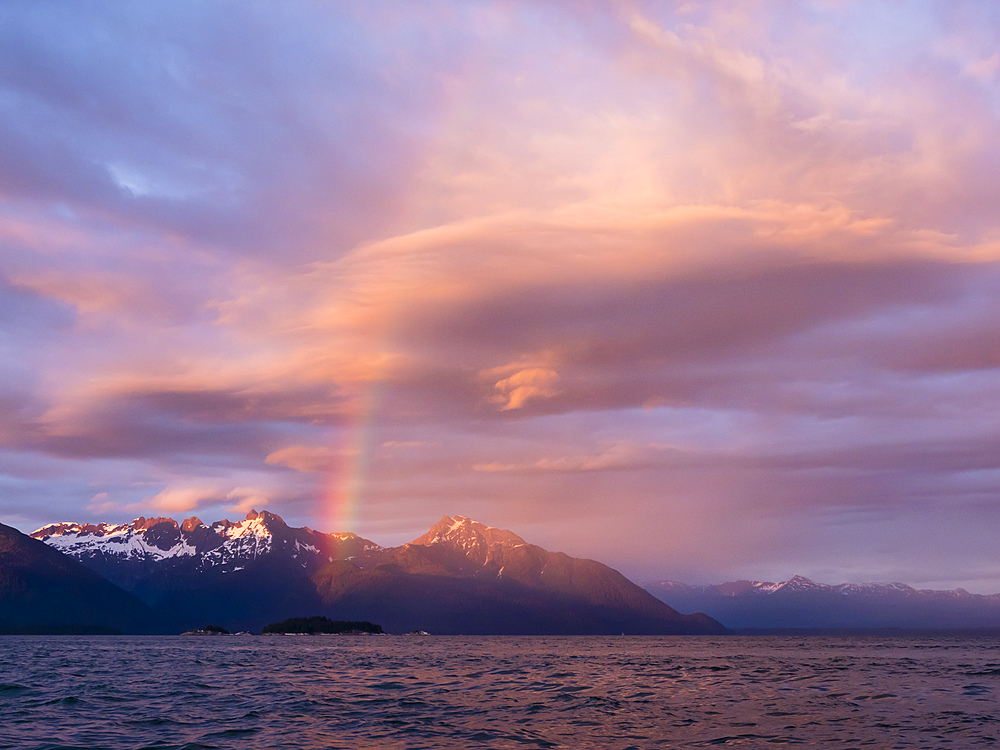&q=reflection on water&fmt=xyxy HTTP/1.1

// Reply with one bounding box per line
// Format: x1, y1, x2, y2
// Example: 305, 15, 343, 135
1, 635, 998, 748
